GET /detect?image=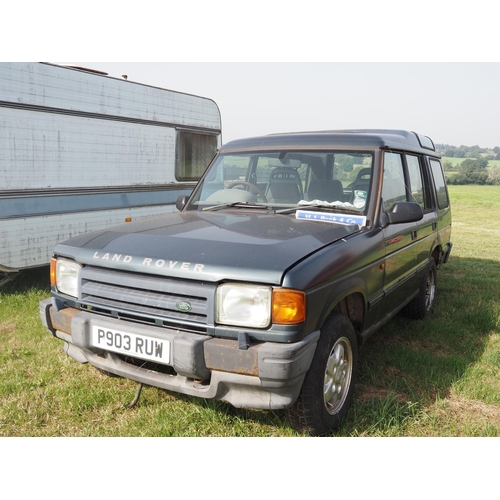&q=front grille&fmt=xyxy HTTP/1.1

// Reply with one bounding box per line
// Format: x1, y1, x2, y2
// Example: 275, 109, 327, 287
79, 266, 215, 333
